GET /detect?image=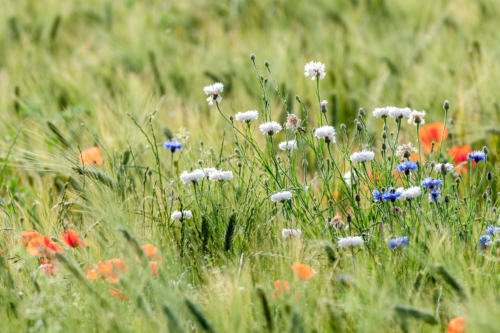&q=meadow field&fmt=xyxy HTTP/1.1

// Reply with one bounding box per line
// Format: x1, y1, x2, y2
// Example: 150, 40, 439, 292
2, 0, 500, 332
